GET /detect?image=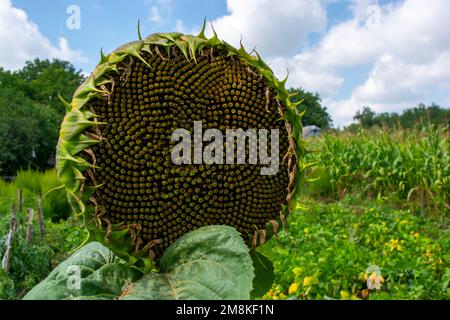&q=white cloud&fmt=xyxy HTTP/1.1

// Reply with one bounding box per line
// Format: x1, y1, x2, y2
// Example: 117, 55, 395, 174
326, 50, 450, 127
203, 0, 337, 96
324, 98, 359, 127
308, 0, 450, 69
349, 0, 378, 22
150, 0, 450, 126
268, 55, 344, 96
282, 0, 450, 126
353, 53, 450, 104
208, 0, 327, 57
0, 0, 87, 71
